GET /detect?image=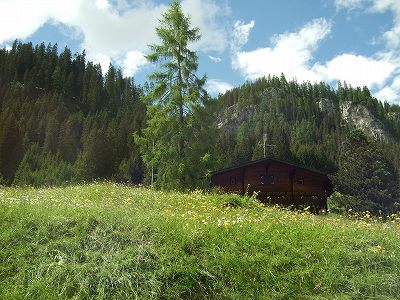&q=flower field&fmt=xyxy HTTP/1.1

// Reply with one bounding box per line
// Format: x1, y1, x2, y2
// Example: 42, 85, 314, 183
1, 182, 399, 299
